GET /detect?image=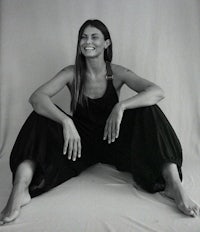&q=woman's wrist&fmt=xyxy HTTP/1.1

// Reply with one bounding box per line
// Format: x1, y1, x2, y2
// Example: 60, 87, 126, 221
117, 101, 126, 112
62, 116, 72, 127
